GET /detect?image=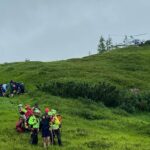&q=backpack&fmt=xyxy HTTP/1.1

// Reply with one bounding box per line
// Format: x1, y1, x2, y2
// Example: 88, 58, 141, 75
57, 114, 62, 124
56, 114, 62, 128
16, 119, 24, 132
